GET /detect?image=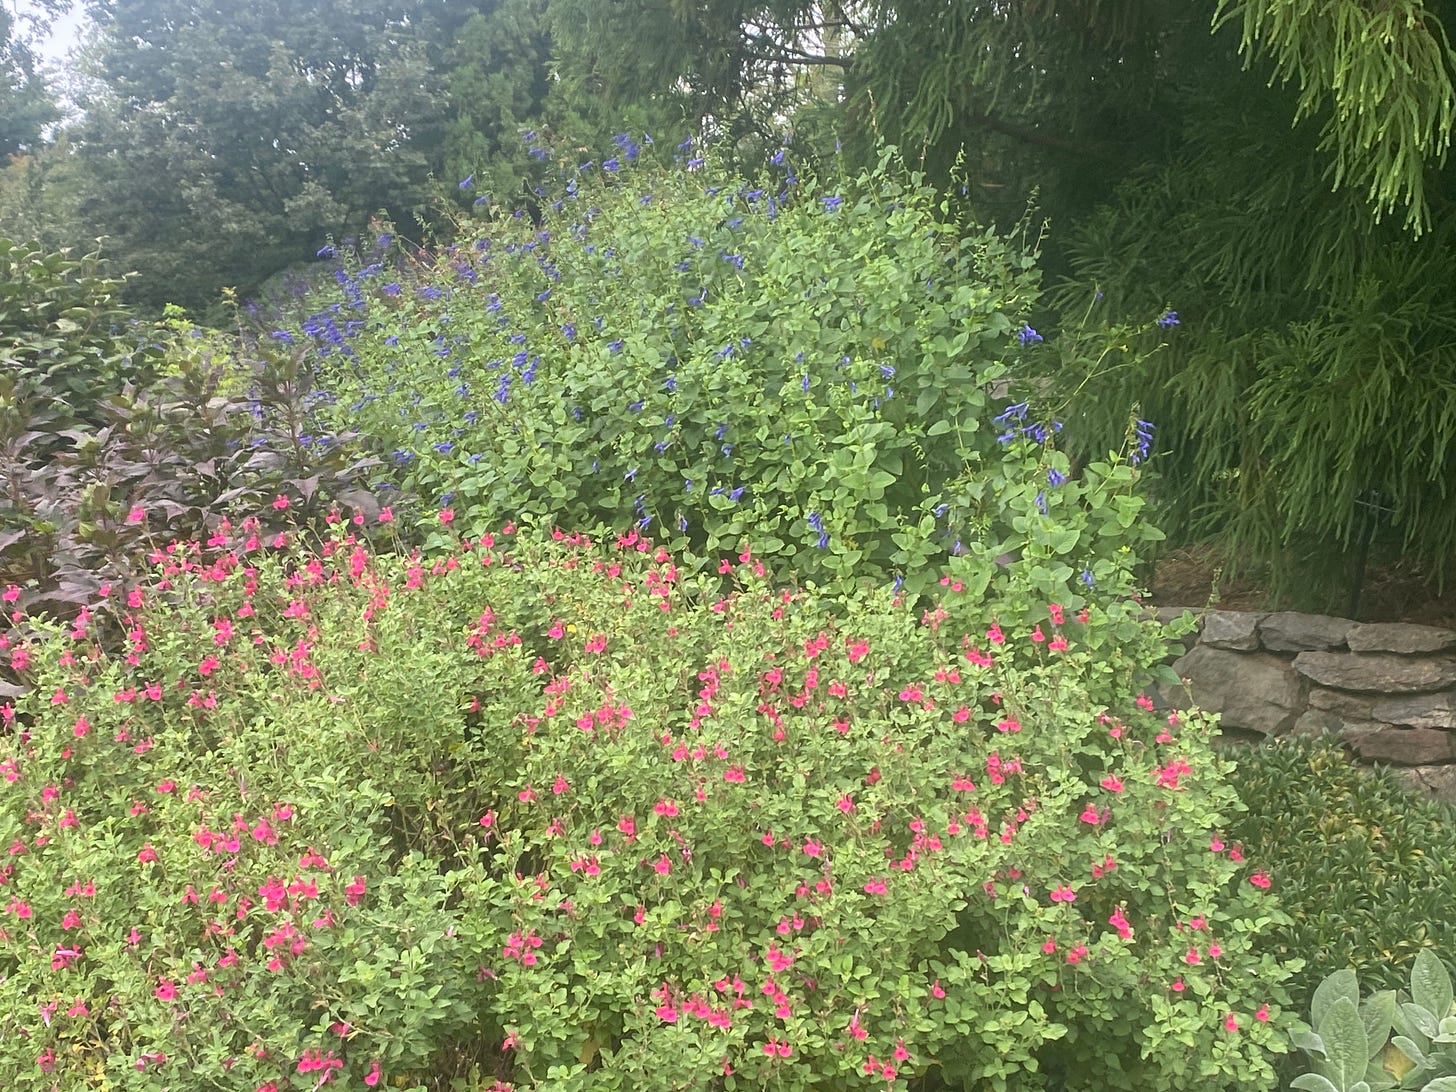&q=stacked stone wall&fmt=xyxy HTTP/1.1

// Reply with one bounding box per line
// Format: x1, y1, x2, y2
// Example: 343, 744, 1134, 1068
1152, 609, 1456, 804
